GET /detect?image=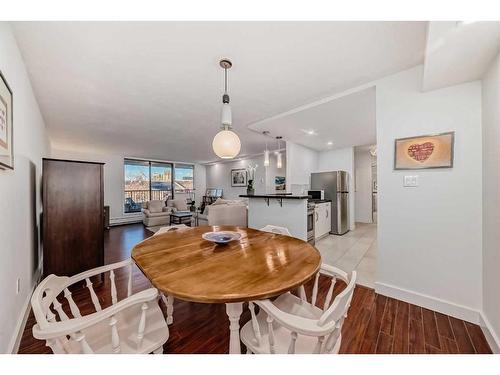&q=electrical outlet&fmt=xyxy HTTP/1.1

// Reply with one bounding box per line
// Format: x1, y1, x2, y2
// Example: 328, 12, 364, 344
16, 278, 20, 294
403, 175, 418, 187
